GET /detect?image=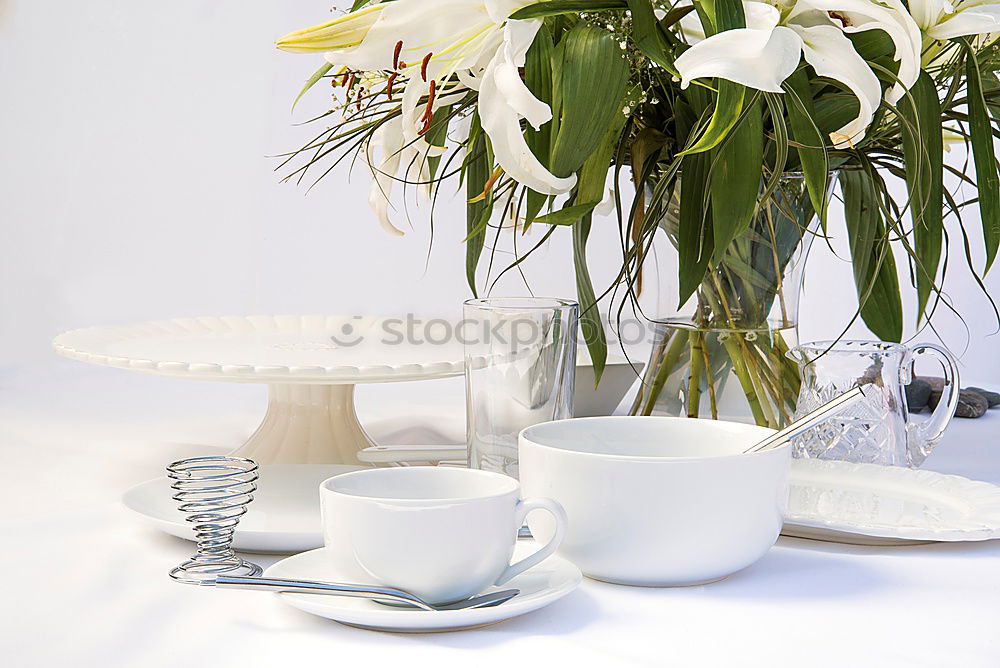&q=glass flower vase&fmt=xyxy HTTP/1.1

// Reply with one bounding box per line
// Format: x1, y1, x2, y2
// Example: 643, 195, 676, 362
631, 176, 821, 429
